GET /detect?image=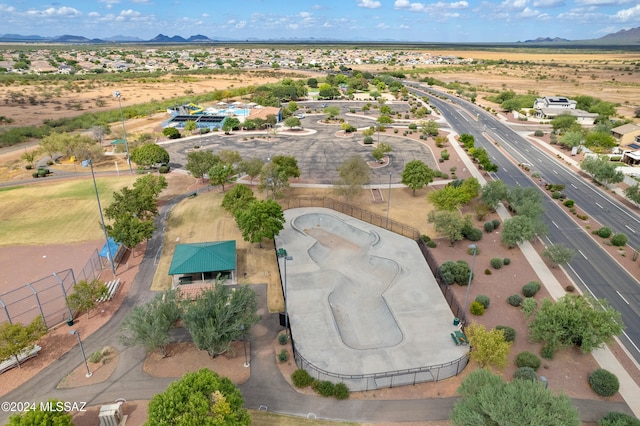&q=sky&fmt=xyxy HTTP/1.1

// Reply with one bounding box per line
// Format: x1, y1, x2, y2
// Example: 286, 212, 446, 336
1, 0, 639, 43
